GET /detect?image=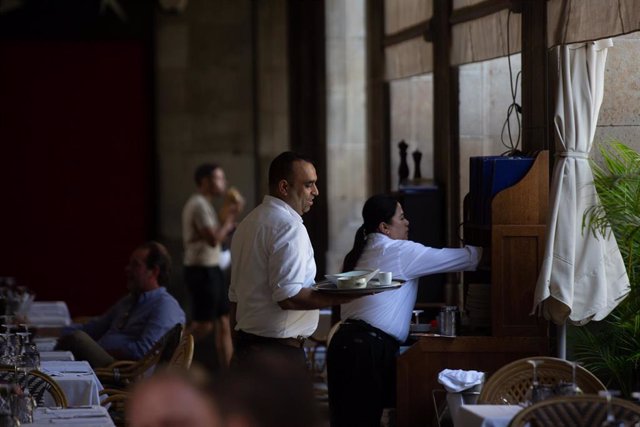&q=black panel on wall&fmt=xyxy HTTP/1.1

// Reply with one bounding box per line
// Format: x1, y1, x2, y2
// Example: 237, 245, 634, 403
287, 0, 327, 278
398, 187, 446, 306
